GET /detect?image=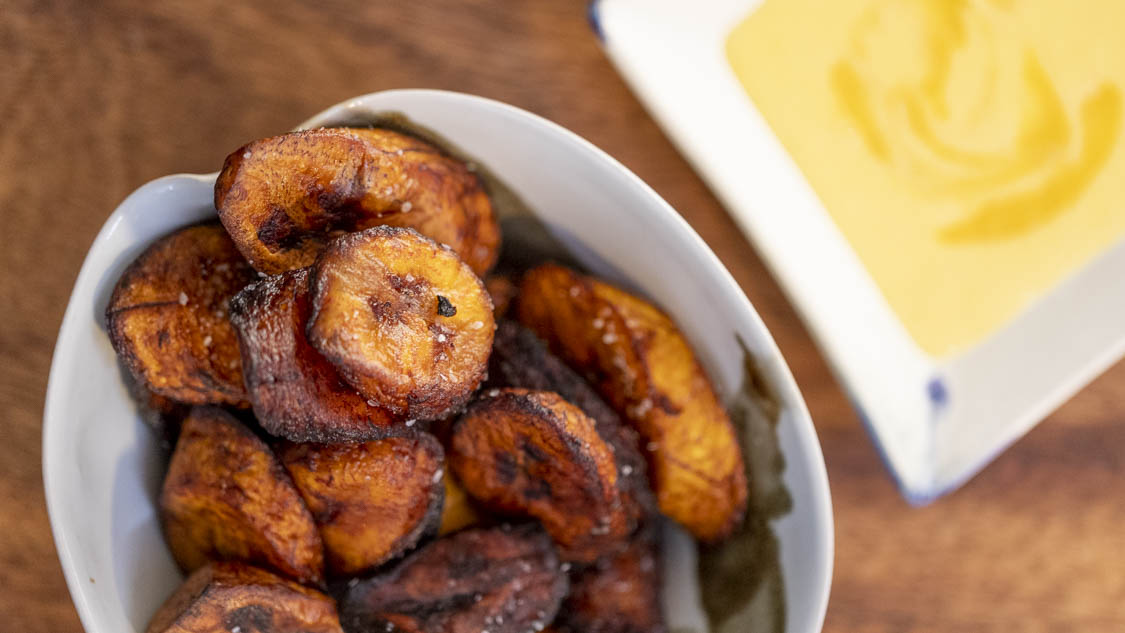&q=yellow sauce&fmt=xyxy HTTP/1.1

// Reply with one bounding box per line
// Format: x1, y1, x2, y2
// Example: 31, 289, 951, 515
727, 0, 1124, 356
